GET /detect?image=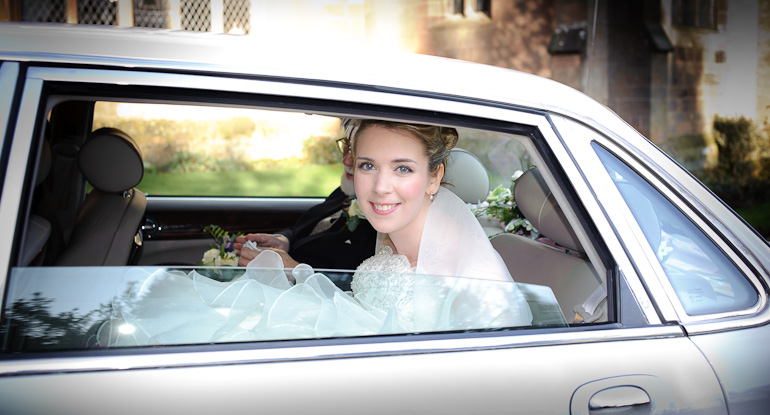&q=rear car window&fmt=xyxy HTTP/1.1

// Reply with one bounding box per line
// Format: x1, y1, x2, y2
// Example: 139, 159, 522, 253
593, 143, 758, 315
